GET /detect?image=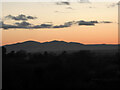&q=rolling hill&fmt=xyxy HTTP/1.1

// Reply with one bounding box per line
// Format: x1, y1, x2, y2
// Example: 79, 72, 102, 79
3, 40, 118, 53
